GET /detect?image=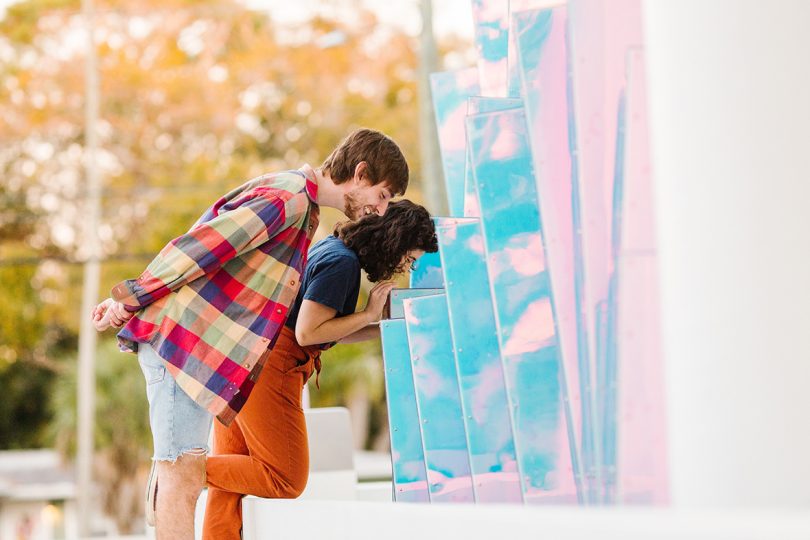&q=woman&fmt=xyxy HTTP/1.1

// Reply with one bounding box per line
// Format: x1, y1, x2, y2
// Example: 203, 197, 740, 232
202, 199, 437, 539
